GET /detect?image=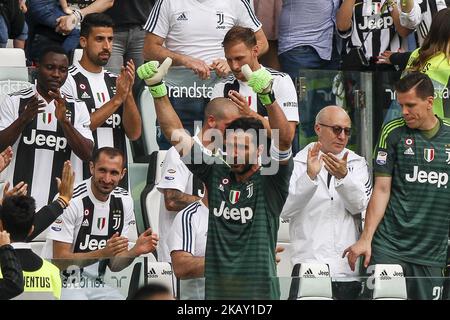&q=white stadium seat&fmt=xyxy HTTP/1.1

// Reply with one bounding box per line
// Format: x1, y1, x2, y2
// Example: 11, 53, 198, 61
73, 49, 83, 64
140, 150, 167, 236
277, 217, 290, 243
289, 263, 333, 300
371, 264, 407, 300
